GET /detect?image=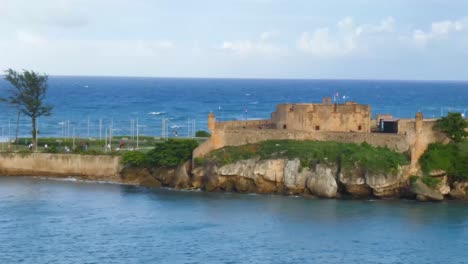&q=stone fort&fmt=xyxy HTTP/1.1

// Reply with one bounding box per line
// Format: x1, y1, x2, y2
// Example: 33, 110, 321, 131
193, 97, 446, 168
